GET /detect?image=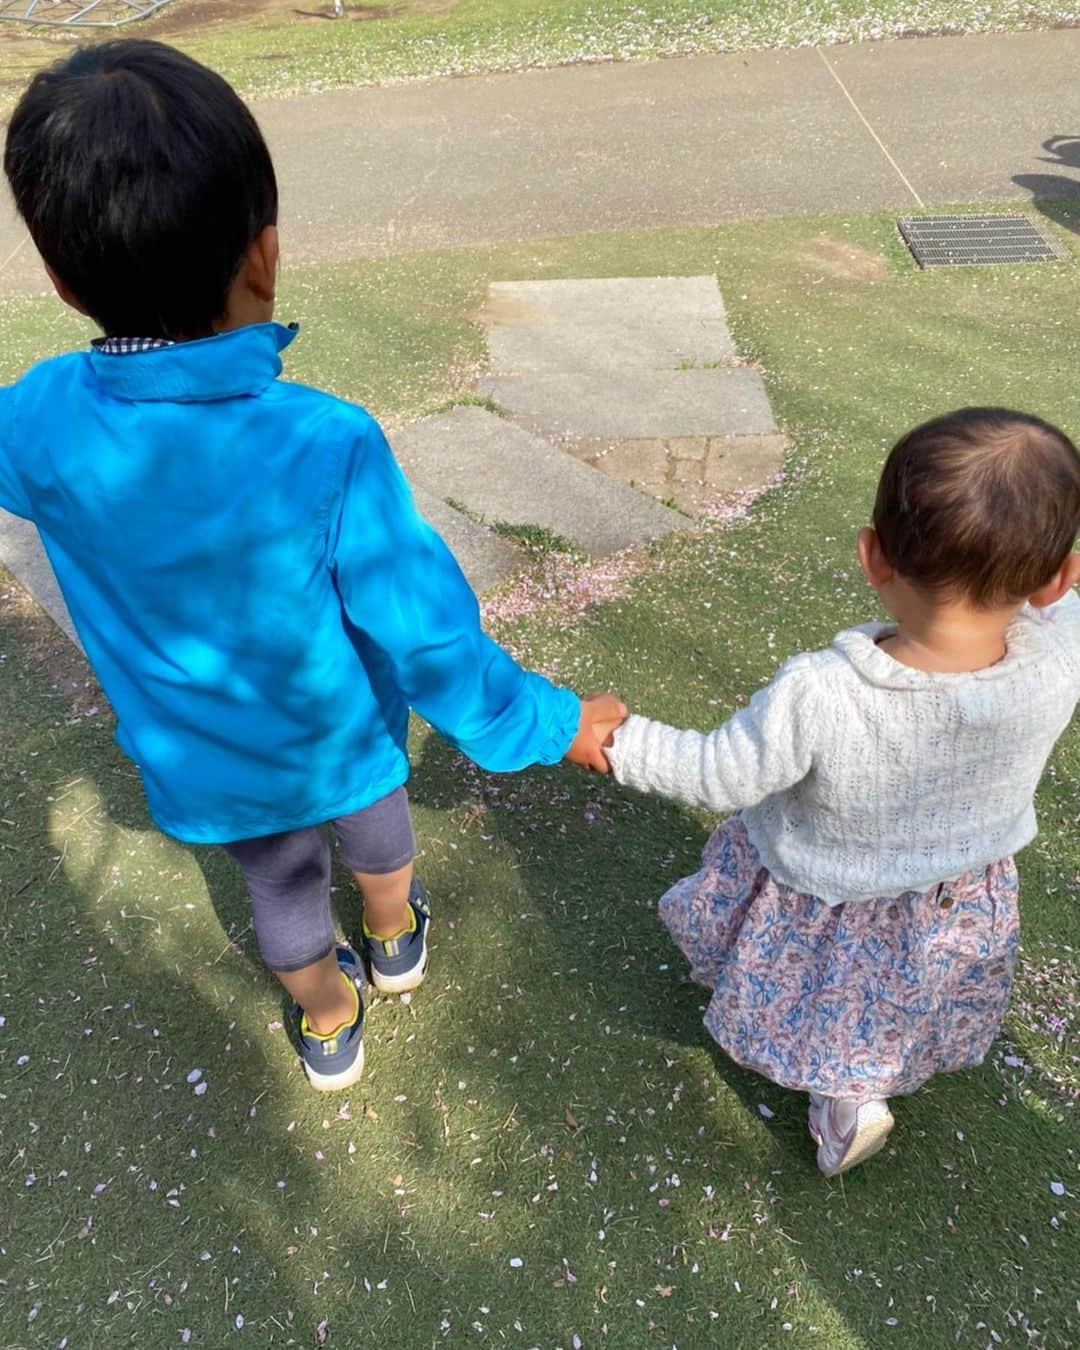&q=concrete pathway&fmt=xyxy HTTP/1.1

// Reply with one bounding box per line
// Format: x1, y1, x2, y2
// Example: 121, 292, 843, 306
475, 276, 783, 513
480, 277, 738, 375
2, 29, 1080, 299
